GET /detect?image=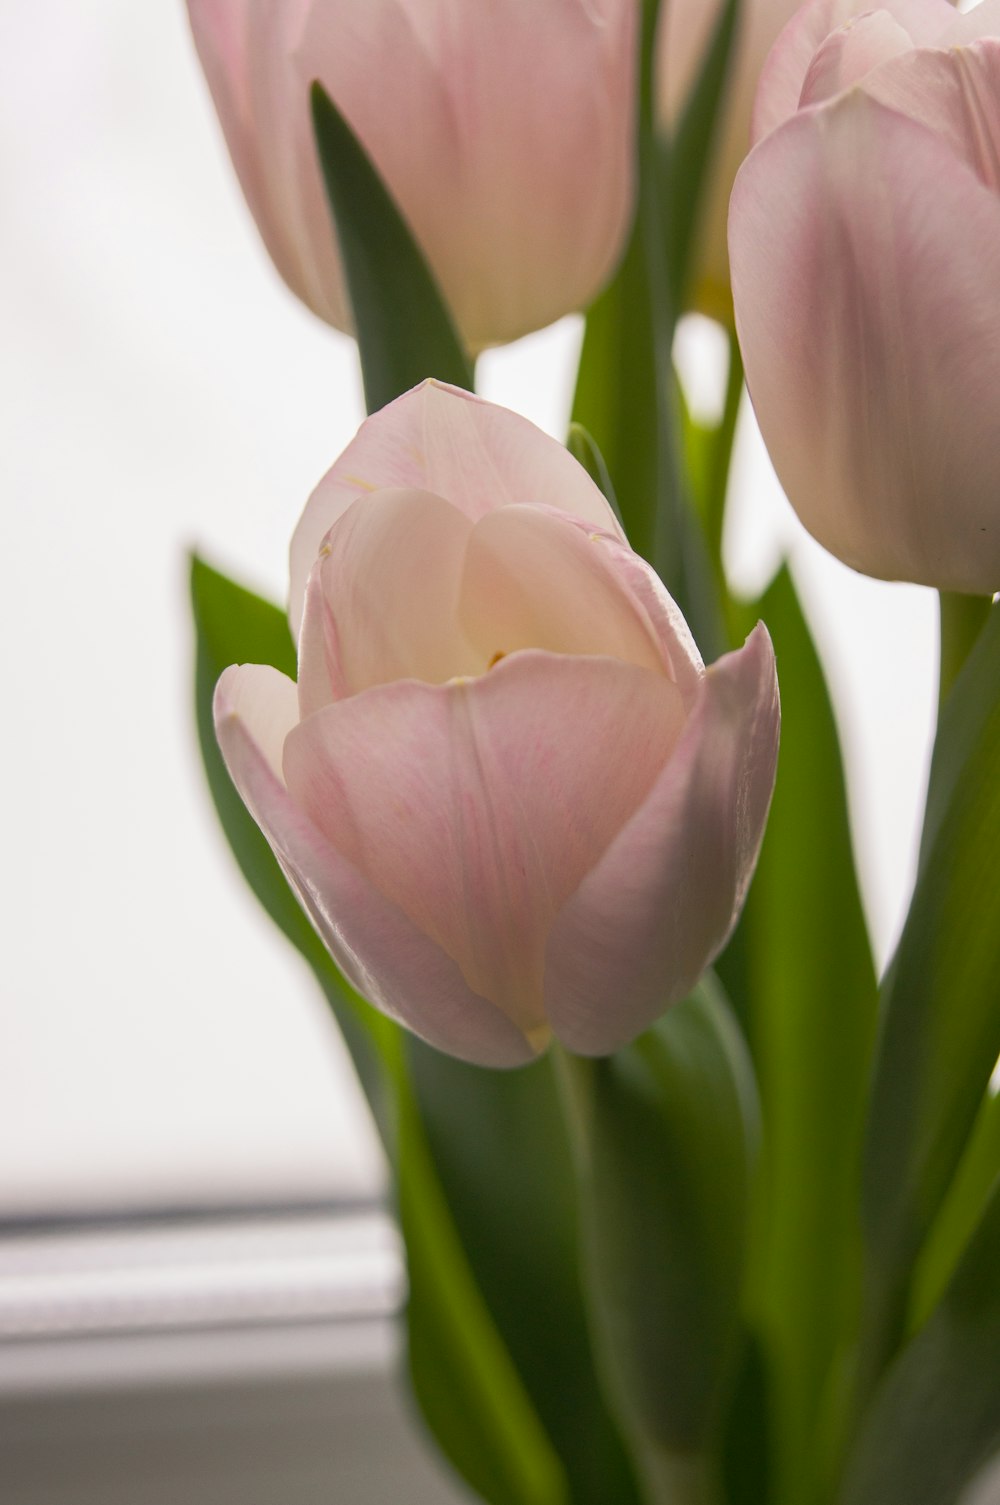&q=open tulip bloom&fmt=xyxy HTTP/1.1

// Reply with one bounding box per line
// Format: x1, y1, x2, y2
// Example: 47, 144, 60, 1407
186, 2, 1000, 1503
215, 382, 779, 1065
